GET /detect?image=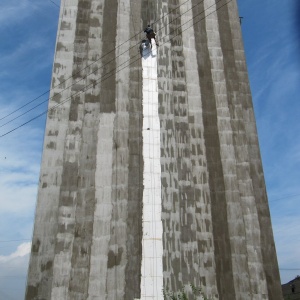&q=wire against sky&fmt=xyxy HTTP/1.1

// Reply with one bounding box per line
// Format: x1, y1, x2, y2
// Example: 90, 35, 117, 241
0, 0, 192, 123
0, 0, 233, 138
48, 0, 60, 8
0, 0, 203, 129
270, 193, 300, 202
0, 0, 228, 127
